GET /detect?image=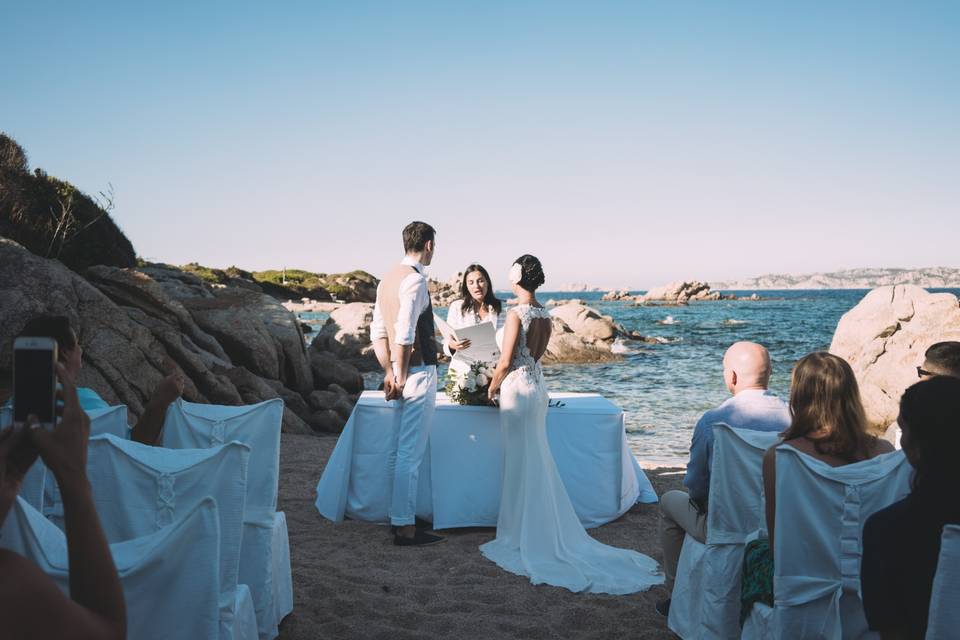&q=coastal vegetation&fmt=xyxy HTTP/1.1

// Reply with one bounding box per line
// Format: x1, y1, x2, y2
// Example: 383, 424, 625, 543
0, 132, 135, 272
